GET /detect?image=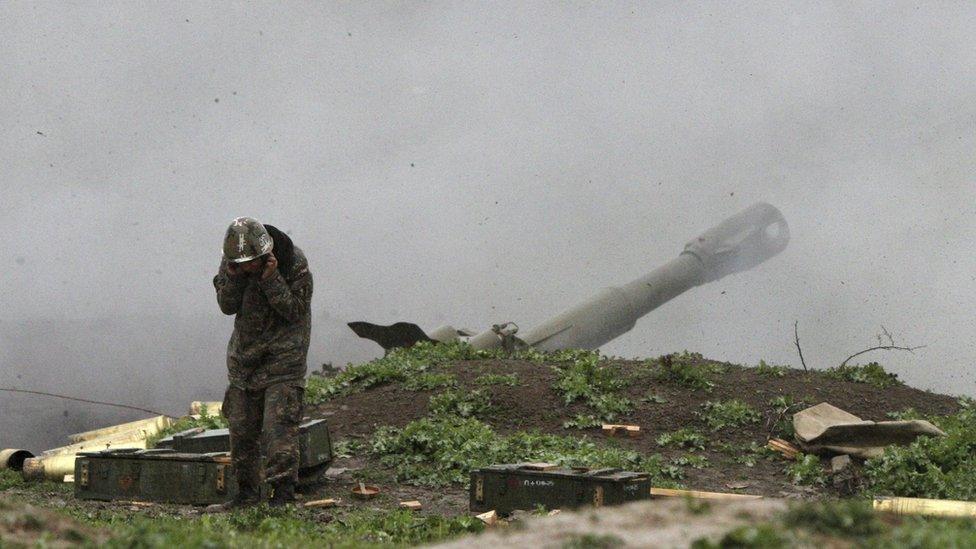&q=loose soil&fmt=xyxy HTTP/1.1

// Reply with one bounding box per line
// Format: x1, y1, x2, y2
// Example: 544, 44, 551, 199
307, 356, 958, 513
